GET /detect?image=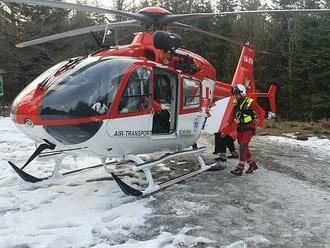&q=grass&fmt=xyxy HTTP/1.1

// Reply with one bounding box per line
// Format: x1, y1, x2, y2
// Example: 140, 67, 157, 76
260, 120, 330, 139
